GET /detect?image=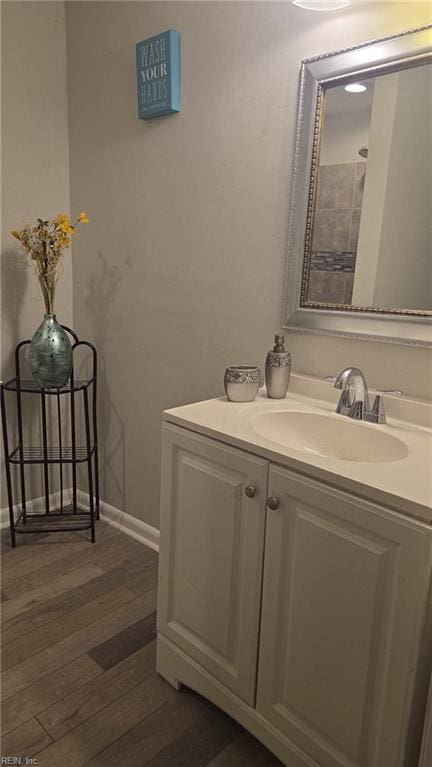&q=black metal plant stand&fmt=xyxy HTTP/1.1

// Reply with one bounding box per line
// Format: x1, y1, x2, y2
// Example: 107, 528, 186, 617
1, 326, 99, 546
